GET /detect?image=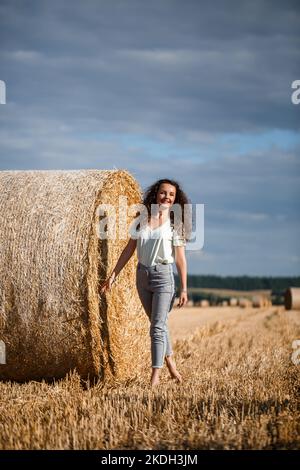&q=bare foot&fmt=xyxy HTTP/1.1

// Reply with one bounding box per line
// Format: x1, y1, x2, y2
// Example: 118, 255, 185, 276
150, 369, 160, 387
151, 377, 160, 387
165, 356, 182, 383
